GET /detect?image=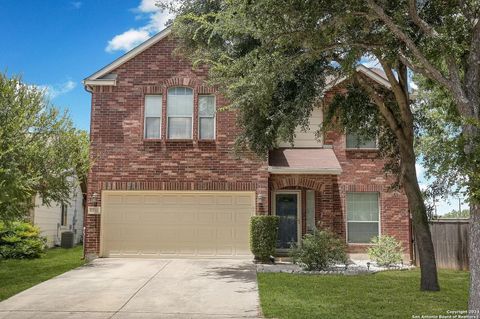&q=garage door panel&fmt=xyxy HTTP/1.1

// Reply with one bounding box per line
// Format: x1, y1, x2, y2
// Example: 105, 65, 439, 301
235, 210, 252, 223
101, 191, 254, 258
198, 195, 216, 205
197, 212, 216, 224
216, 212, 234, 224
